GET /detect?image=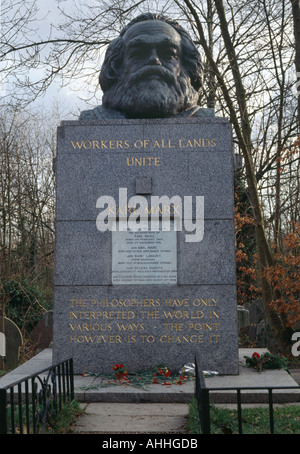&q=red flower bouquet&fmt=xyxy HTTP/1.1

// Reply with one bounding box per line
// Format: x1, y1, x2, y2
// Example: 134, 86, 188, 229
113, 363, 128, 379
